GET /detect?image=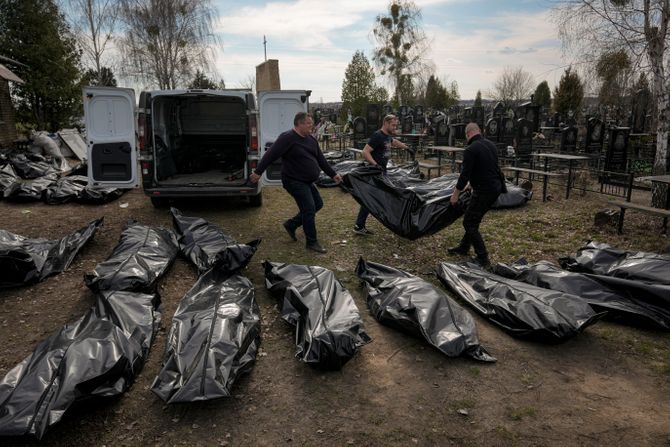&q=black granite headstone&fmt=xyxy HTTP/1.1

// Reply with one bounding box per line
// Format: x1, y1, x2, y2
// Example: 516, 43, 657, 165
605, 127, 630, 172
434, 118, 449, 146
515, 118, 534, 165
366, 104, 381, 137
560, 126, 578, 152
353, 117, 367, 149
485, 117, 501, 142
585, 118, 605, 154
